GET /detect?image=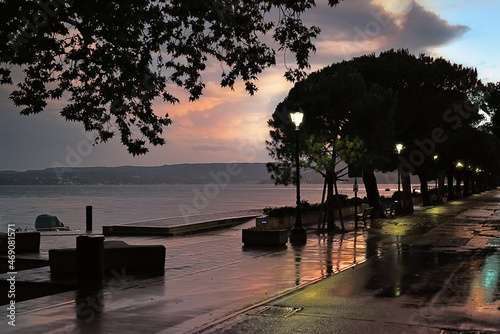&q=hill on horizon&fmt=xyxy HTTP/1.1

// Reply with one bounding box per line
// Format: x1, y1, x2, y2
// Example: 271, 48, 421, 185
0, 163, 326, 185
